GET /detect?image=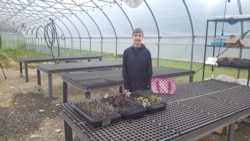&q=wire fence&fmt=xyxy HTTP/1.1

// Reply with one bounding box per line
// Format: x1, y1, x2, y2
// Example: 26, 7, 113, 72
1, 31, 250, 64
